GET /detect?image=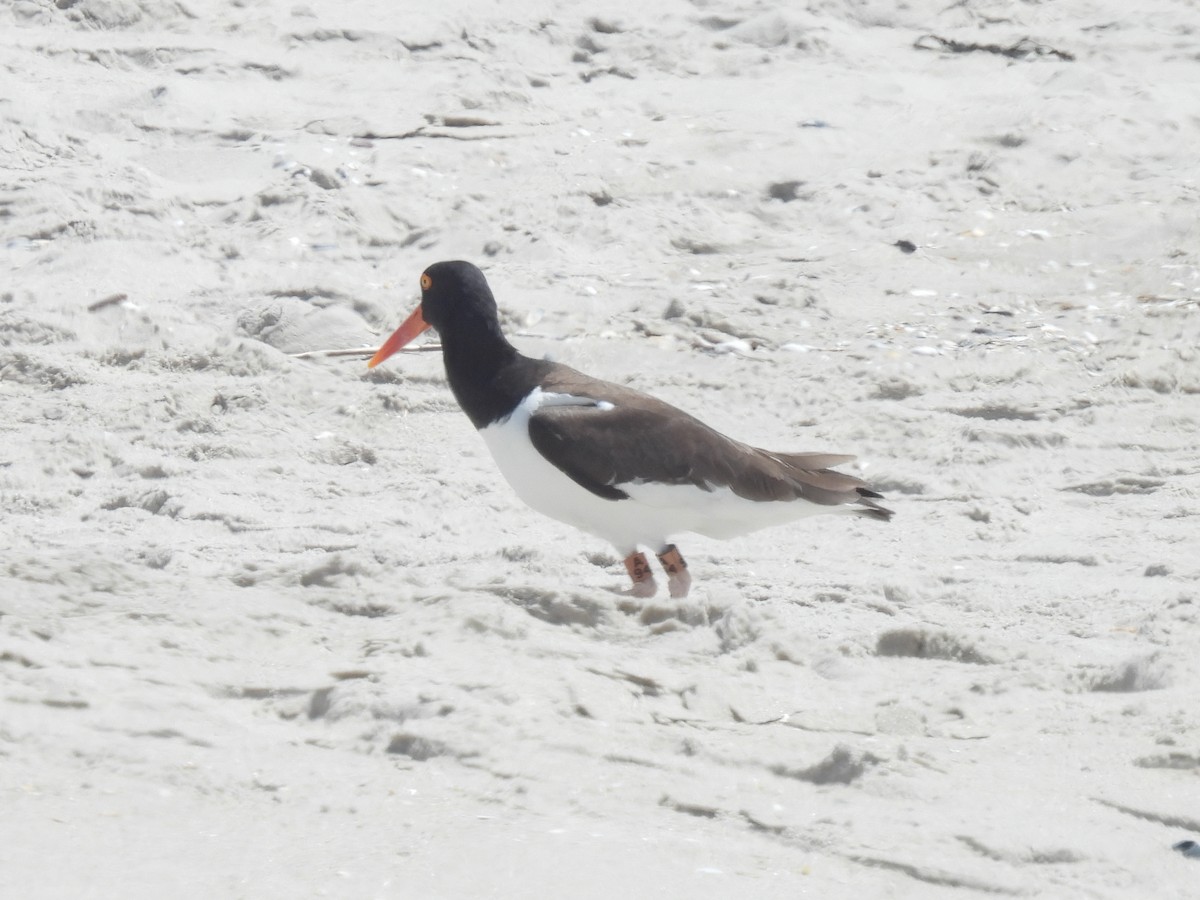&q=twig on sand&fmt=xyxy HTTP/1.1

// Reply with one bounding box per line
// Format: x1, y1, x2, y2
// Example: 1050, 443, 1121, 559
353, 126, 513, 142
914, 34, 1075, 62
87, 293, 129, 312
289, 345, 443, 360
